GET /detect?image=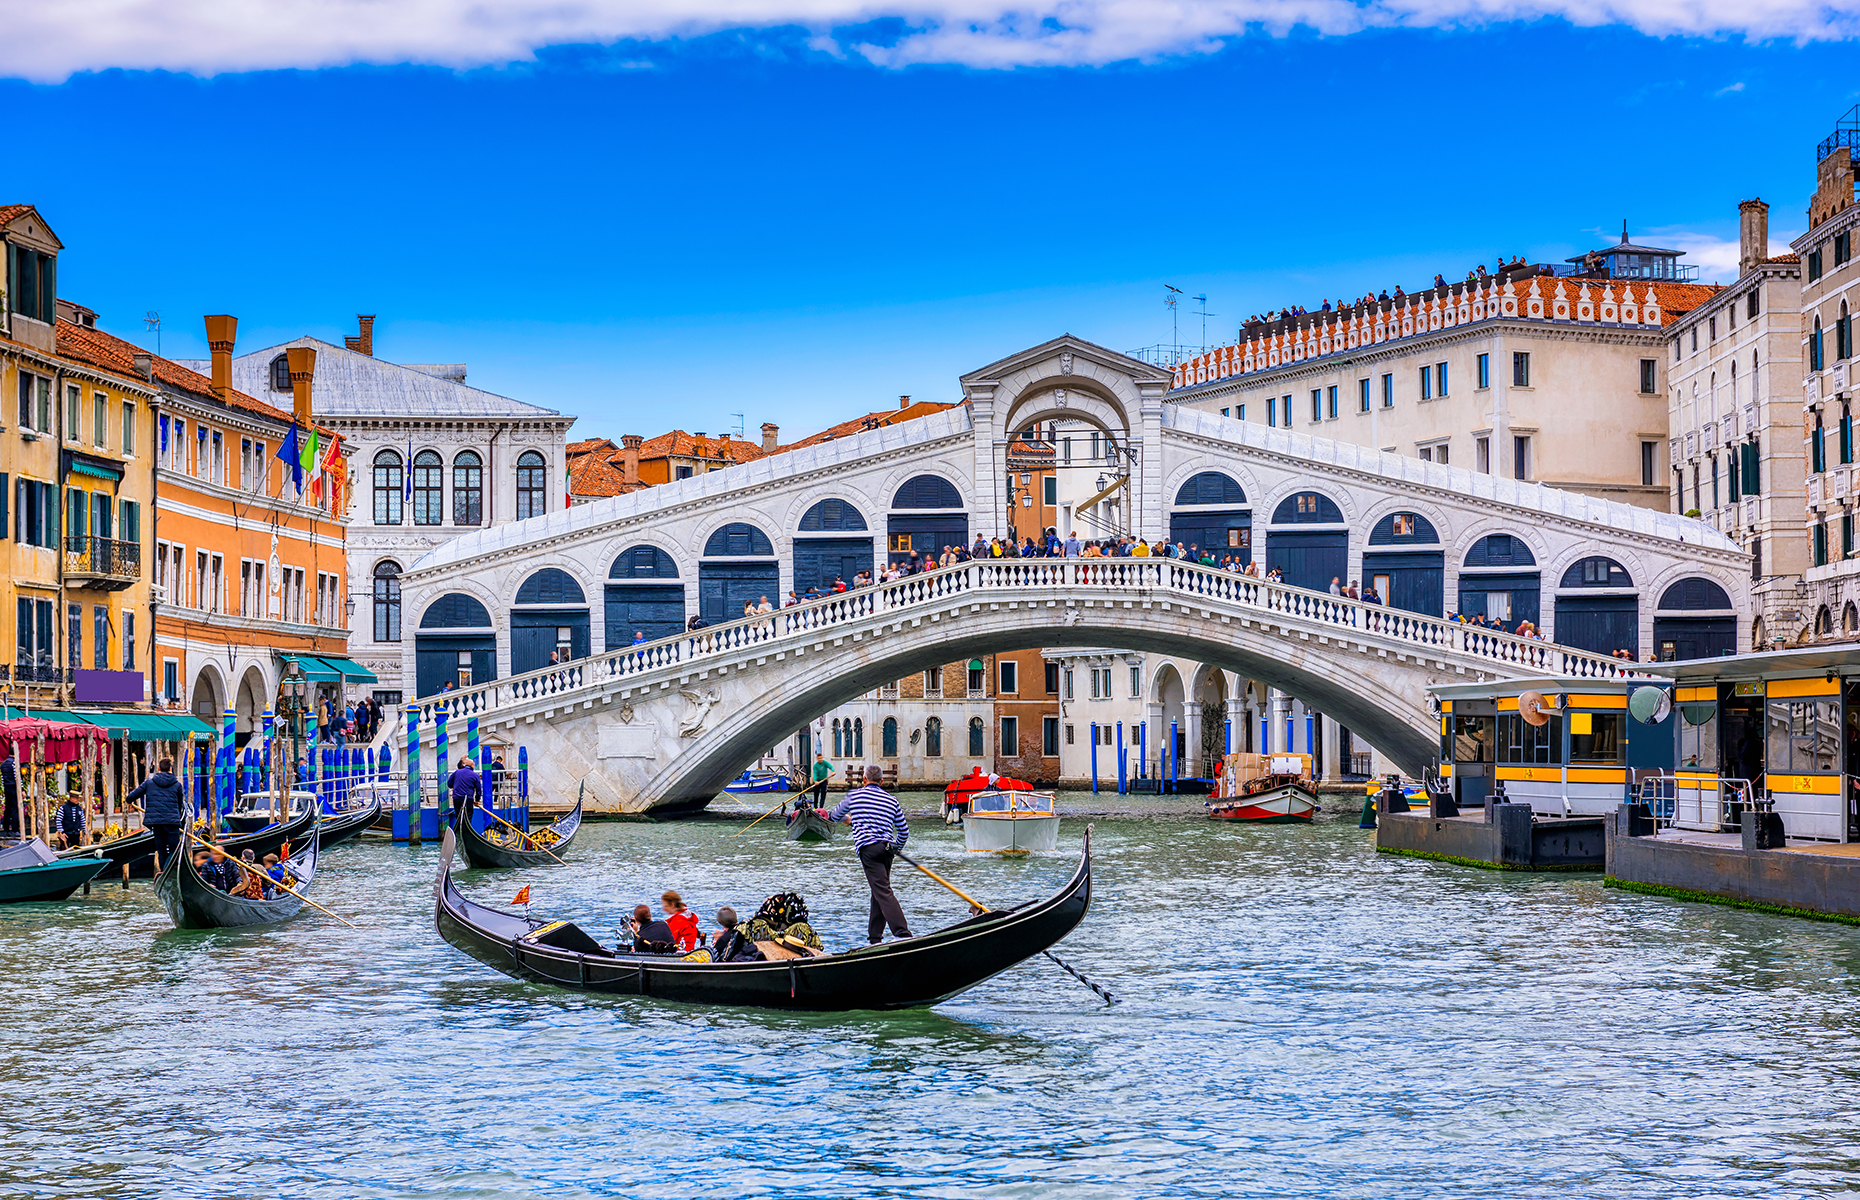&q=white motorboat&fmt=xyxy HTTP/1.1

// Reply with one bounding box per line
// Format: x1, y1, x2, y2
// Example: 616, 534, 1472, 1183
963, 789, 1060, 854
